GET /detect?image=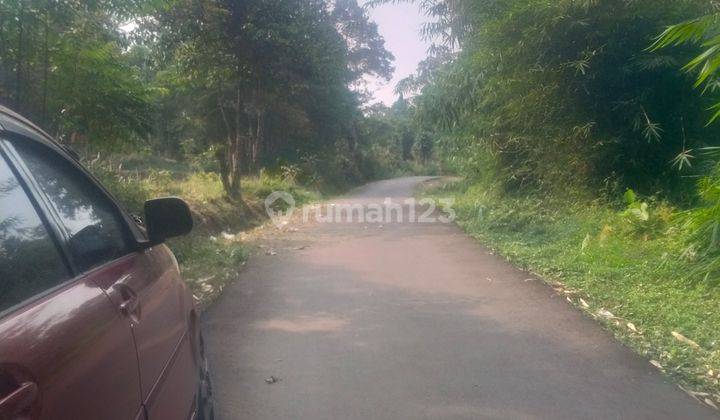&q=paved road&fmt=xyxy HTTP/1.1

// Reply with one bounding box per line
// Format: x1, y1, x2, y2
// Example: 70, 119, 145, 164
203, 177, 716, 419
